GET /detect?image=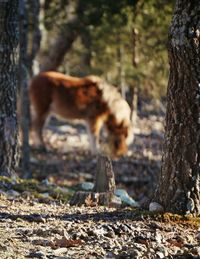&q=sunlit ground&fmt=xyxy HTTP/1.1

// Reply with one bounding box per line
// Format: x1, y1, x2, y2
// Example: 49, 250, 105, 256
27, 101, 165, 207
